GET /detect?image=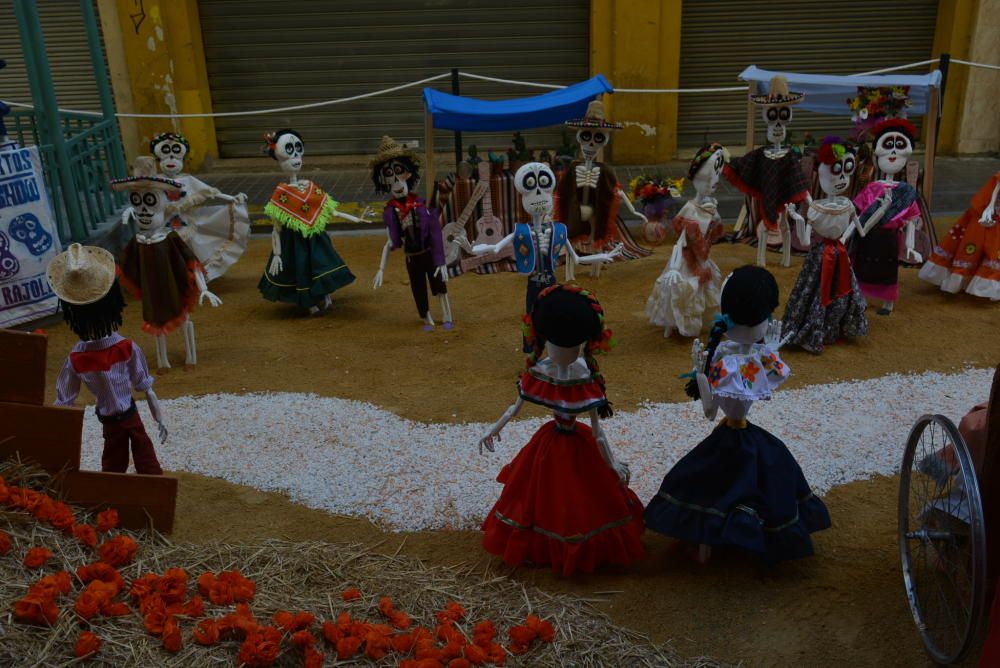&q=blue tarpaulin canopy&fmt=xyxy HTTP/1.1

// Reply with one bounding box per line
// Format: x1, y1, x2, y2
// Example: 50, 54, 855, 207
739, 66, 942, 117
422, 75, 613, 131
